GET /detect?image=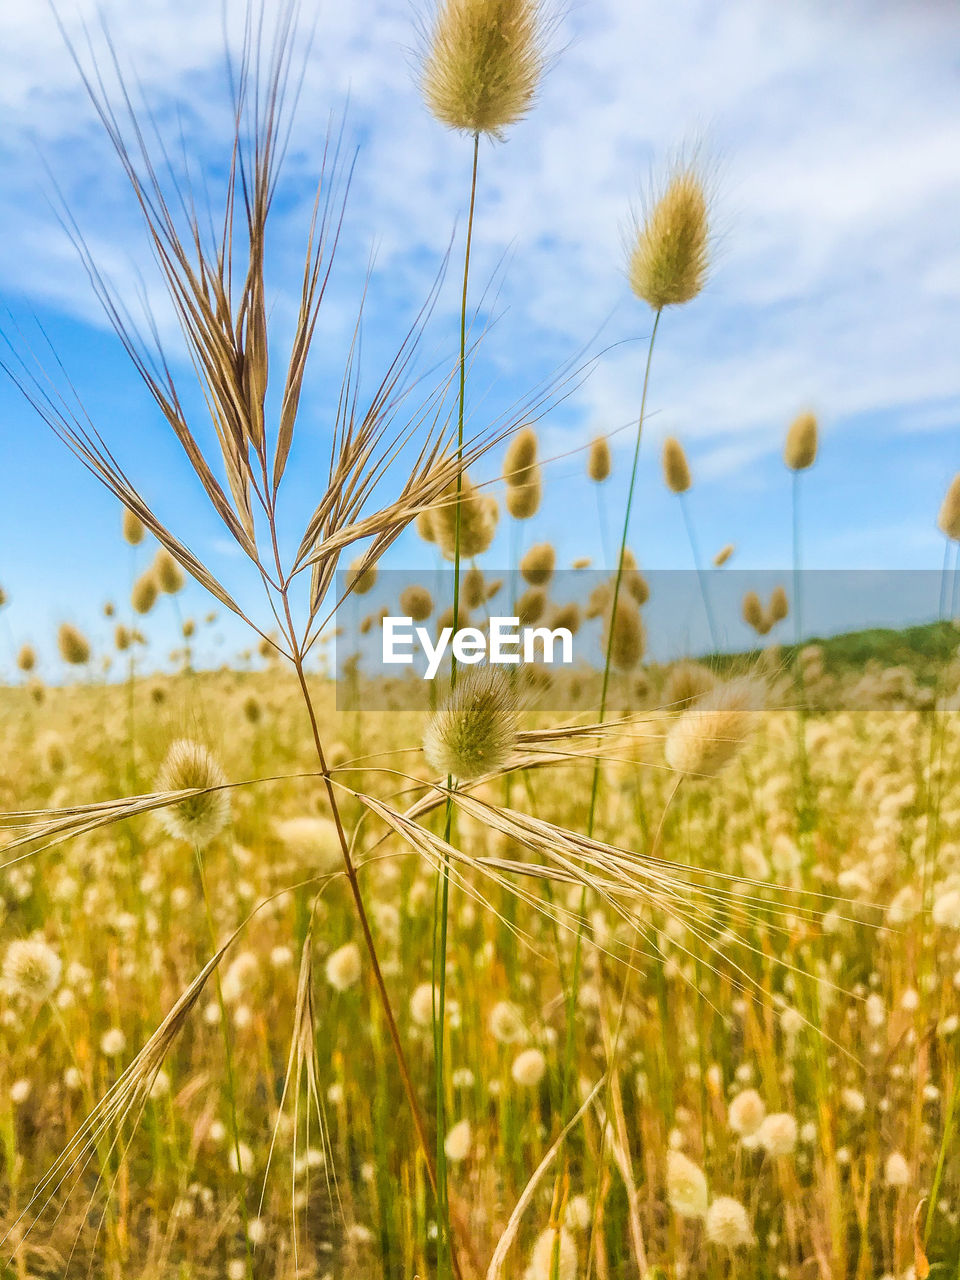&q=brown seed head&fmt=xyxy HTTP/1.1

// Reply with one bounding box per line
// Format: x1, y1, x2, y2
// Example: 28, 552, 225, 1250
431, 474, 499, 559
57, 623, 90, 666
604, 595, 645, 671
132, 571, 158, 616
400, 584, 434, 622
713, 543, 735, 567
520, 542, 555, 586
154, 549, 186, 595
768, 585, 789, 624
16, 644, 36, 673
